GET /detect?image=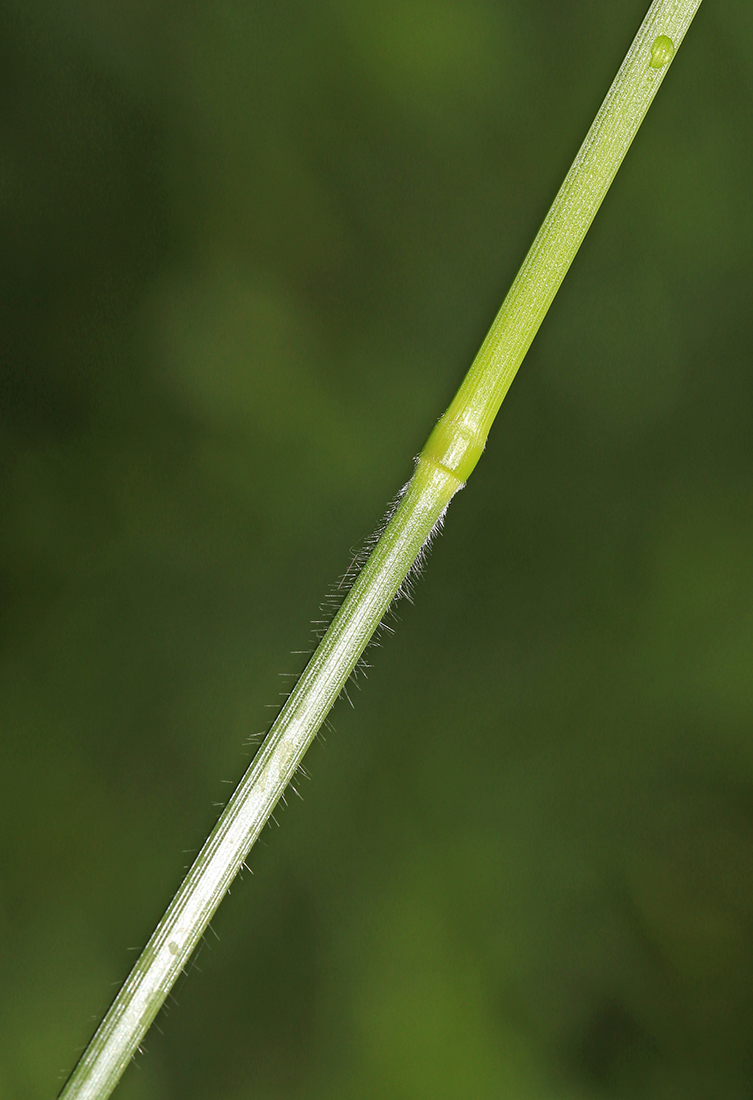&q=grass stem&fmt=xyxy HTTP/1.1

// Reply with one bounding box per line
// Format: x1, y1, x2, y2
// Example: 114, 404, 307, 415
59, 2, 704, 1096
